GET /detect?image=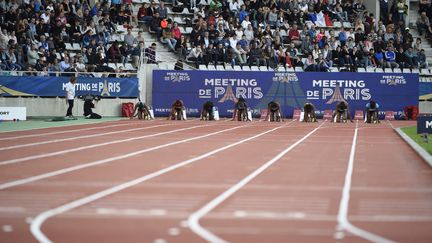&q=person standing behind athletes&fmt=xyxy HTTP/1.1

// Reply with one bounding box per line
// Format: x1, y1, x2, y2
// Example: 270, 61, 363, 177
65, 76, 77, 118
